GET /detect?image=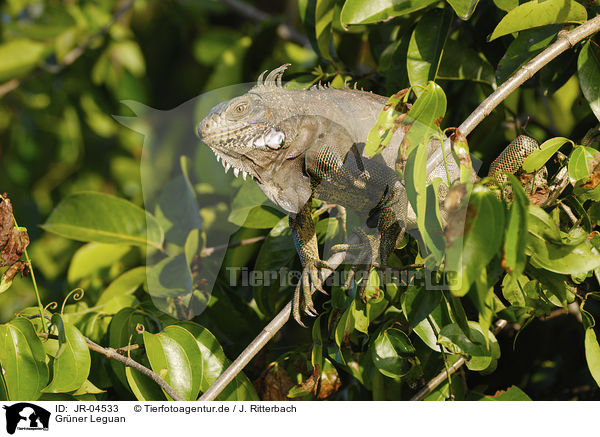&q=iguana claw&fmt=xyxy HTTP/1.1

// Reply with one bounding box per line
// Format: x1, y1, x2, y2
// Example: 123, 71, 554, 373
292, 259, 331, 326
